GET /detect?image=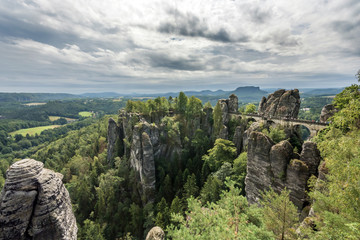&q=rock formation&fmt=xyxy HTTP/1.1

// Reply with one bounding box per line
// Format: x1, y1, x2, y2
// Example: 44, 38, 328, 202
233, 125, 245, 155
258, 89, 300, 118
0, 159, 77, 240
146, 226, 165, 240
245, 131, 321, 210
320, 104, 338, 123
215, 95, 240, 139
110, 110, 183, 204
